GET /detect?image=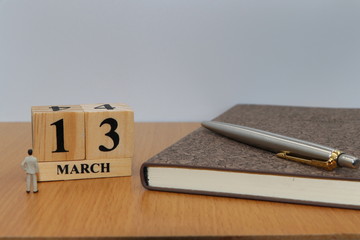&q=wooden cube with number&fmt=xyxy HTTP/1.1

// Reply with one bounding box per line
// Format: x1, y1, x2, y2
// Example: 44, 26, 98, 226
32, 105, 85, 162
81, 103, 134, 160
